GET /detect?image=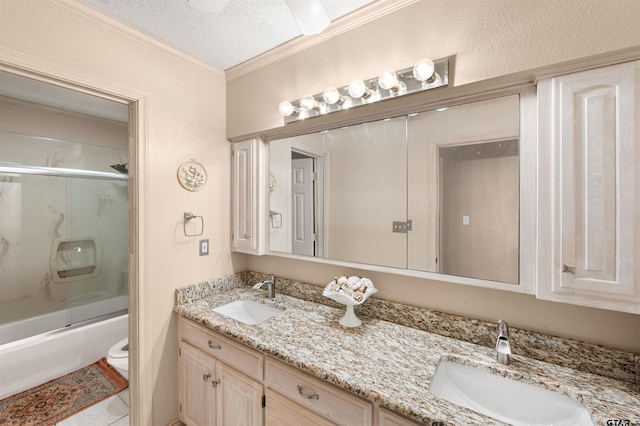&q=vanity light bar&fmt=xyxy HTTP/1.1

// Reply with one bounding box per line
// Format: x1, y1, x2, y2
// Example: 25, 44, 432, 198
279, 57, 449, 124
